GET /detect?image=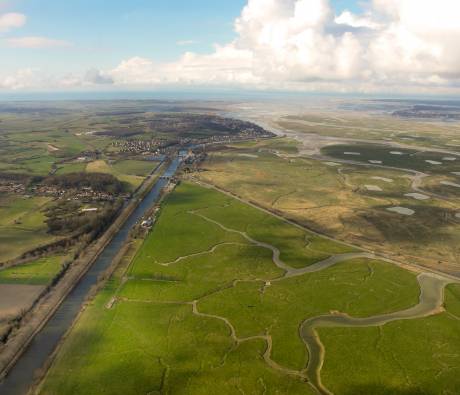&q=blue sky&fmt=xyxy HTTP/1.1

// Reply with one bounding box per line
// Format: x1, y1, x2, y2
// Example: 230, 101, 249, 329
2, 0, 245, 73
1, 0, 362, 74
